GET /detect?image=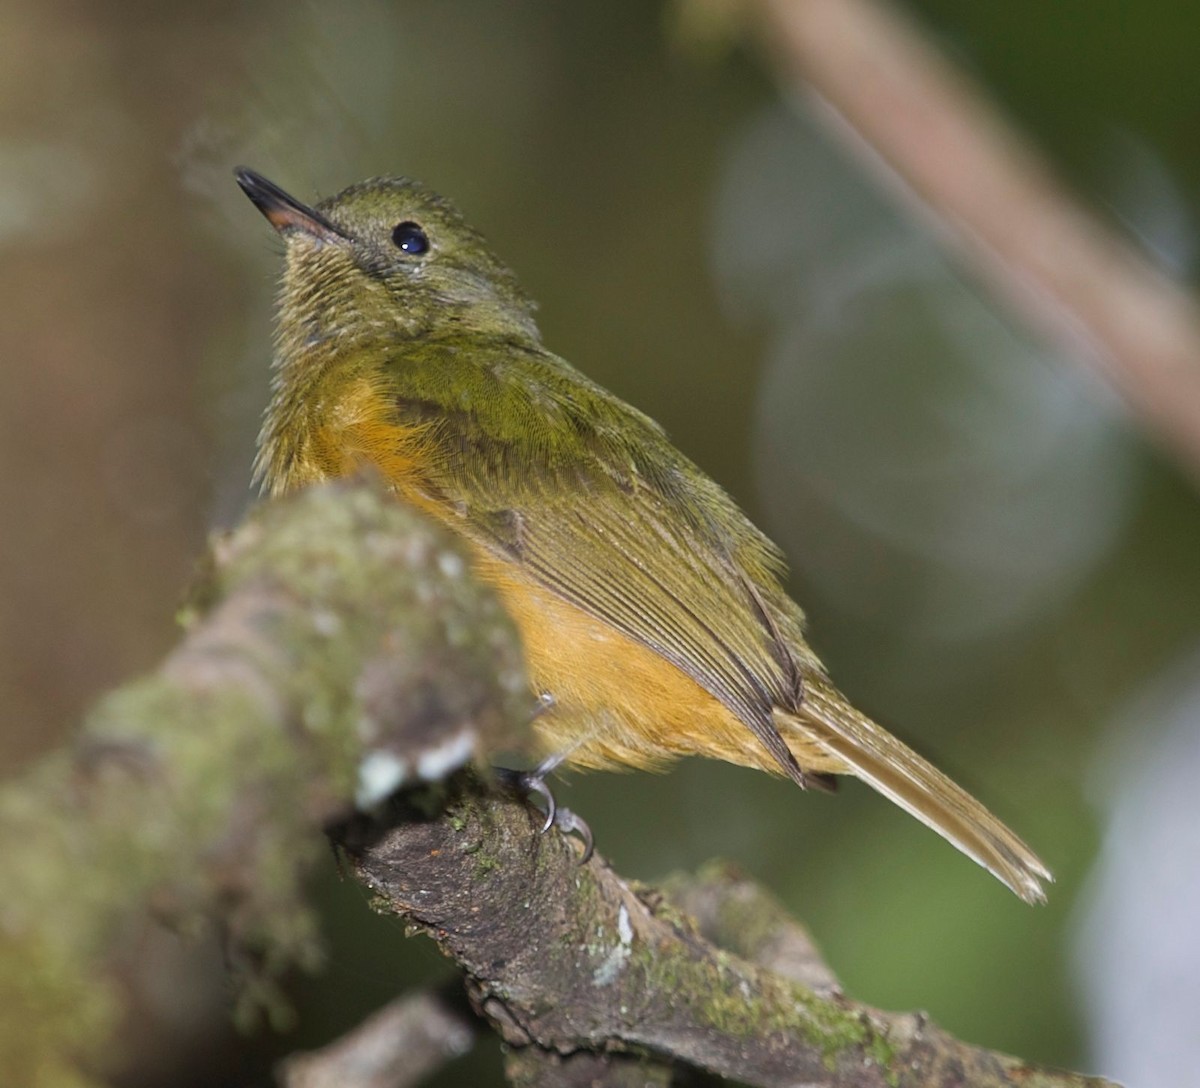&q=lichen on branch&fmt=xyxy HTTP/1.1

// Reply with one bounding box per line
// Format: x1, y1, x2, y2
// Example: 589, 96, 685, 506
0, 481, 1116, 1088
0, 481, 527, 1088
